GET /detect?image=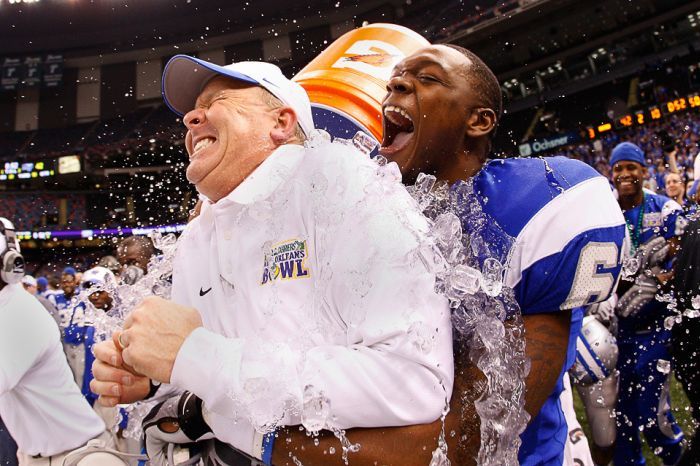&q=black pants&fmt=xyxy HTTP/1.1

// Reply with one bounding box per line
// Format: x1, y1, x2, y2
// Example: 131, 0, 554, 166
673, 216, 700, 466
673, 317, 700, 466
0, 416, 18, 466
